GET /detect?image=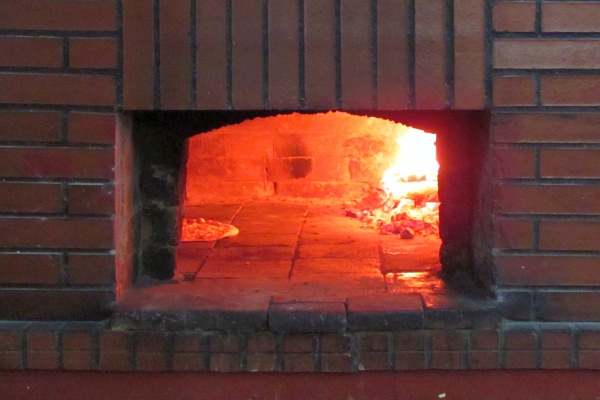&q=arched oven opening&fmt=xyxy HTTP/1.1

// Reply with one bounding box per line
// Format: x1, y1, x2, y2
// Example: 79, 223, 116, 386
131, 110, 491, 299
